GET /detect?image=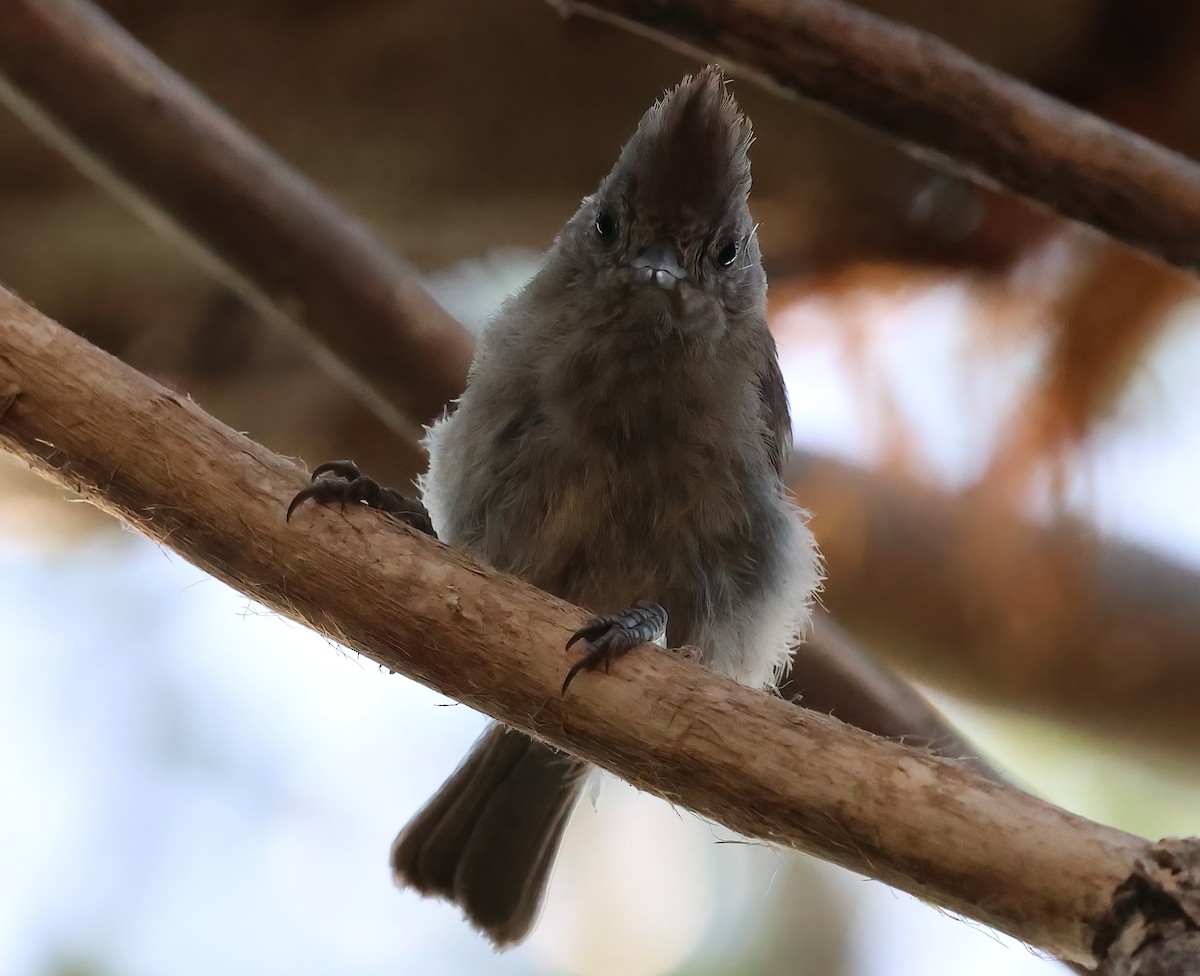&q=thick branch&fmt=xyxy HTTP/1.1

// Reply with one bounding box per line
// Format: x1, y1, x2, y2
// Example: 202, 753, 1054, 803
0, 0, 474, 434
784, 609, 999, 780
557, 0, 1200, 274
0, 287, 1175, 970
0, 0, 1001, 770
3, 0, 1197, 759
